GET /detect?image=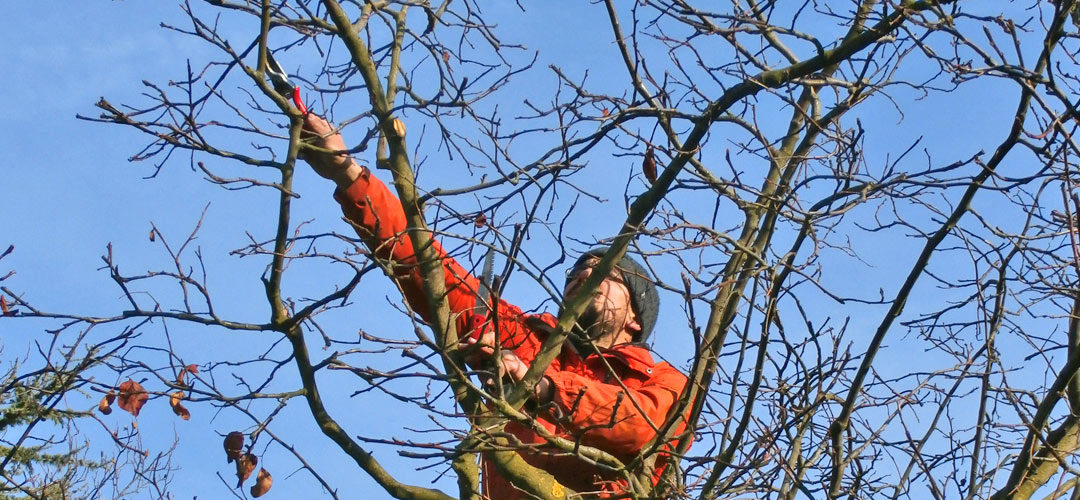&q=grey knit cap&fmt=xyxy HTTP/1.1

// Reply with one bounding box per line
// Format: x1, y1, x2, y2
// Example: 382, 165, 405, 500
568, 247, 660, 343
